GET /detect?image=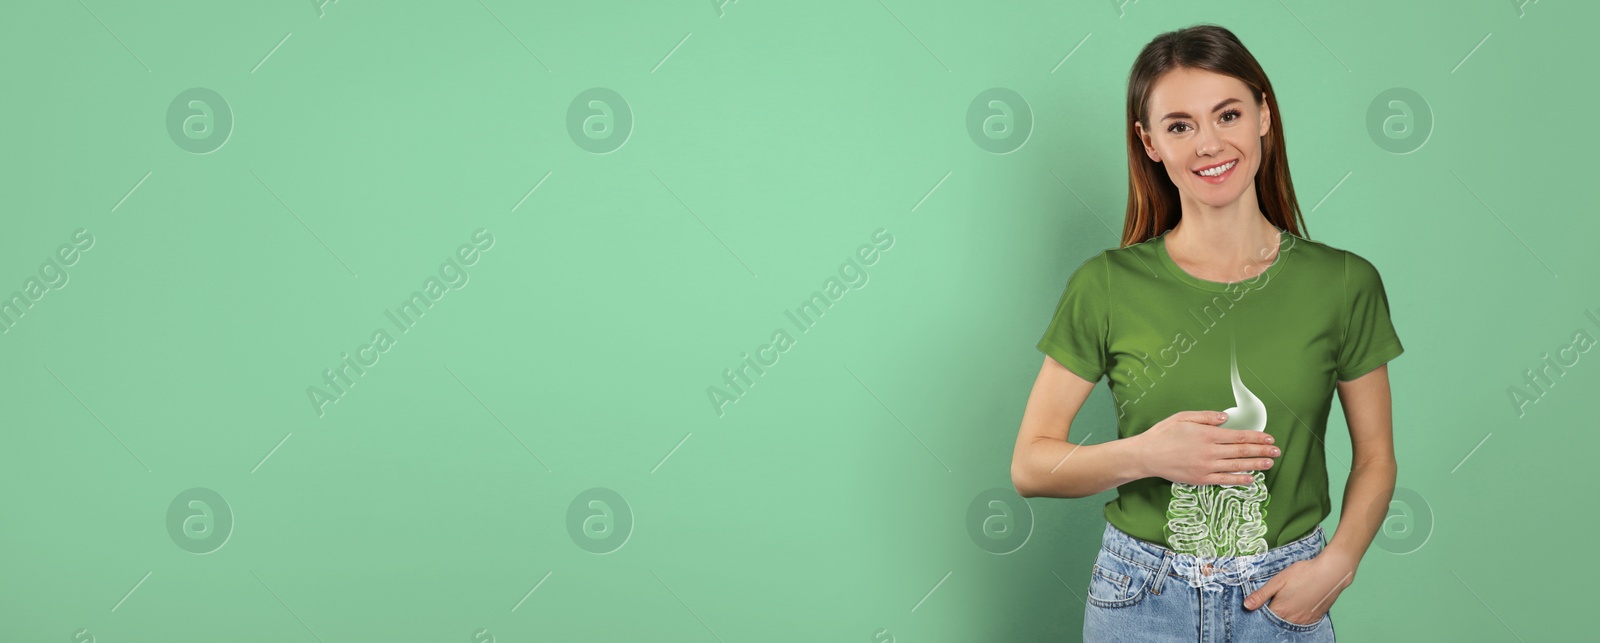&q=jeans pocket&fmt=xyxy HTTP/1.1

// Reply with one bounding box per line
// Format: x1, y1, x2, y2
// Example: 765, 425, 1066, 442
1245, 573, 1329, 633
1085, 549, 1153, 609
1262, 601, 1328, 632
